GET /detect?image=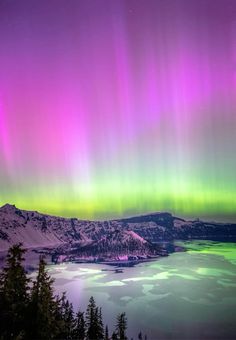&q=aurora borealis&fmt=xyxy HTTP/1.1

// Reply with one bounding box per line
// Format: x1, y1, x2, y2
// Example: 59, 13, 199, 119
0, 0, 236, 219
